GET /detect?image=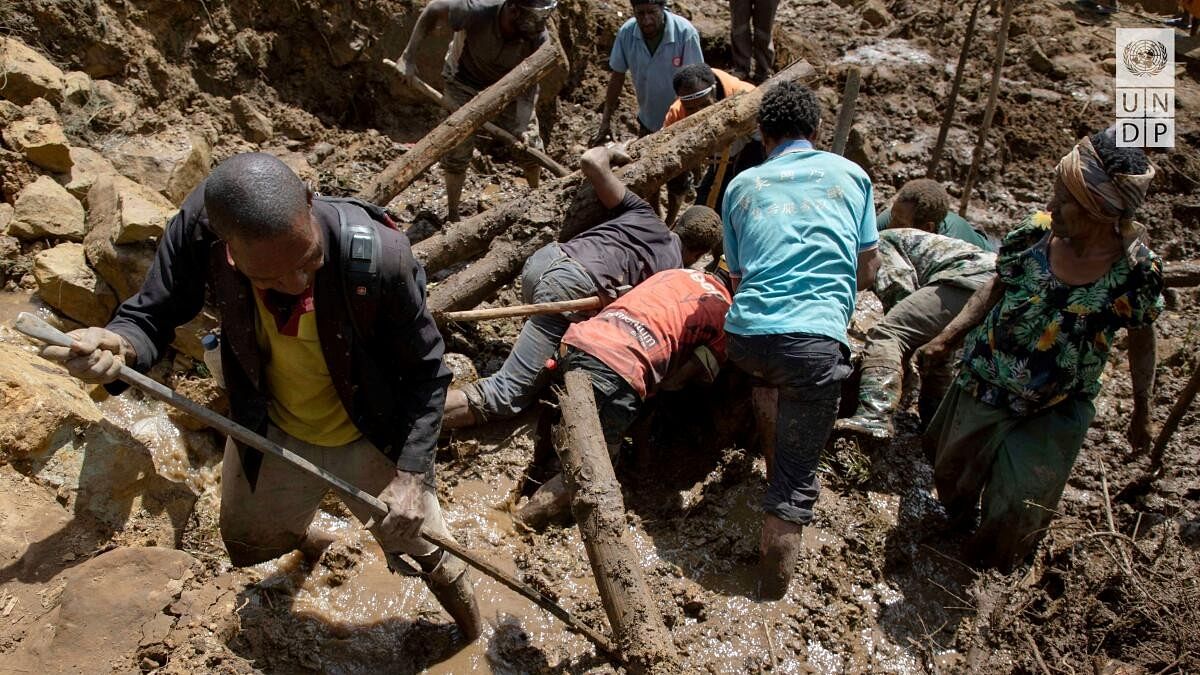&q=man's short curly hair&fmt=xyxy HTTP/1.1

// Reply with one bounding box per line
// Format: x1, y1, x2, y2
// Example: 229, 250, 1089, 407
673, 63, 717, 94
757, 81, 821, 141
675, 205, 723, 254
895, 179, 951, 228
1090, 128, 1149, 177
